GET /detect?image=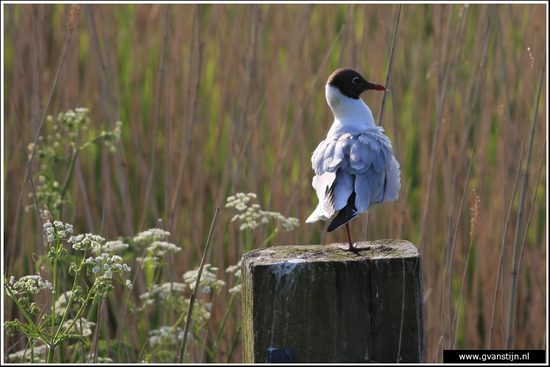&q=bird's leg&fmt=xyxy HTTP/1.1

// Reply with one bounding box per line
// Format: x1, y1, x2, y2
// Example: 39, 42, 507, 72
345, 223, 357, 251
